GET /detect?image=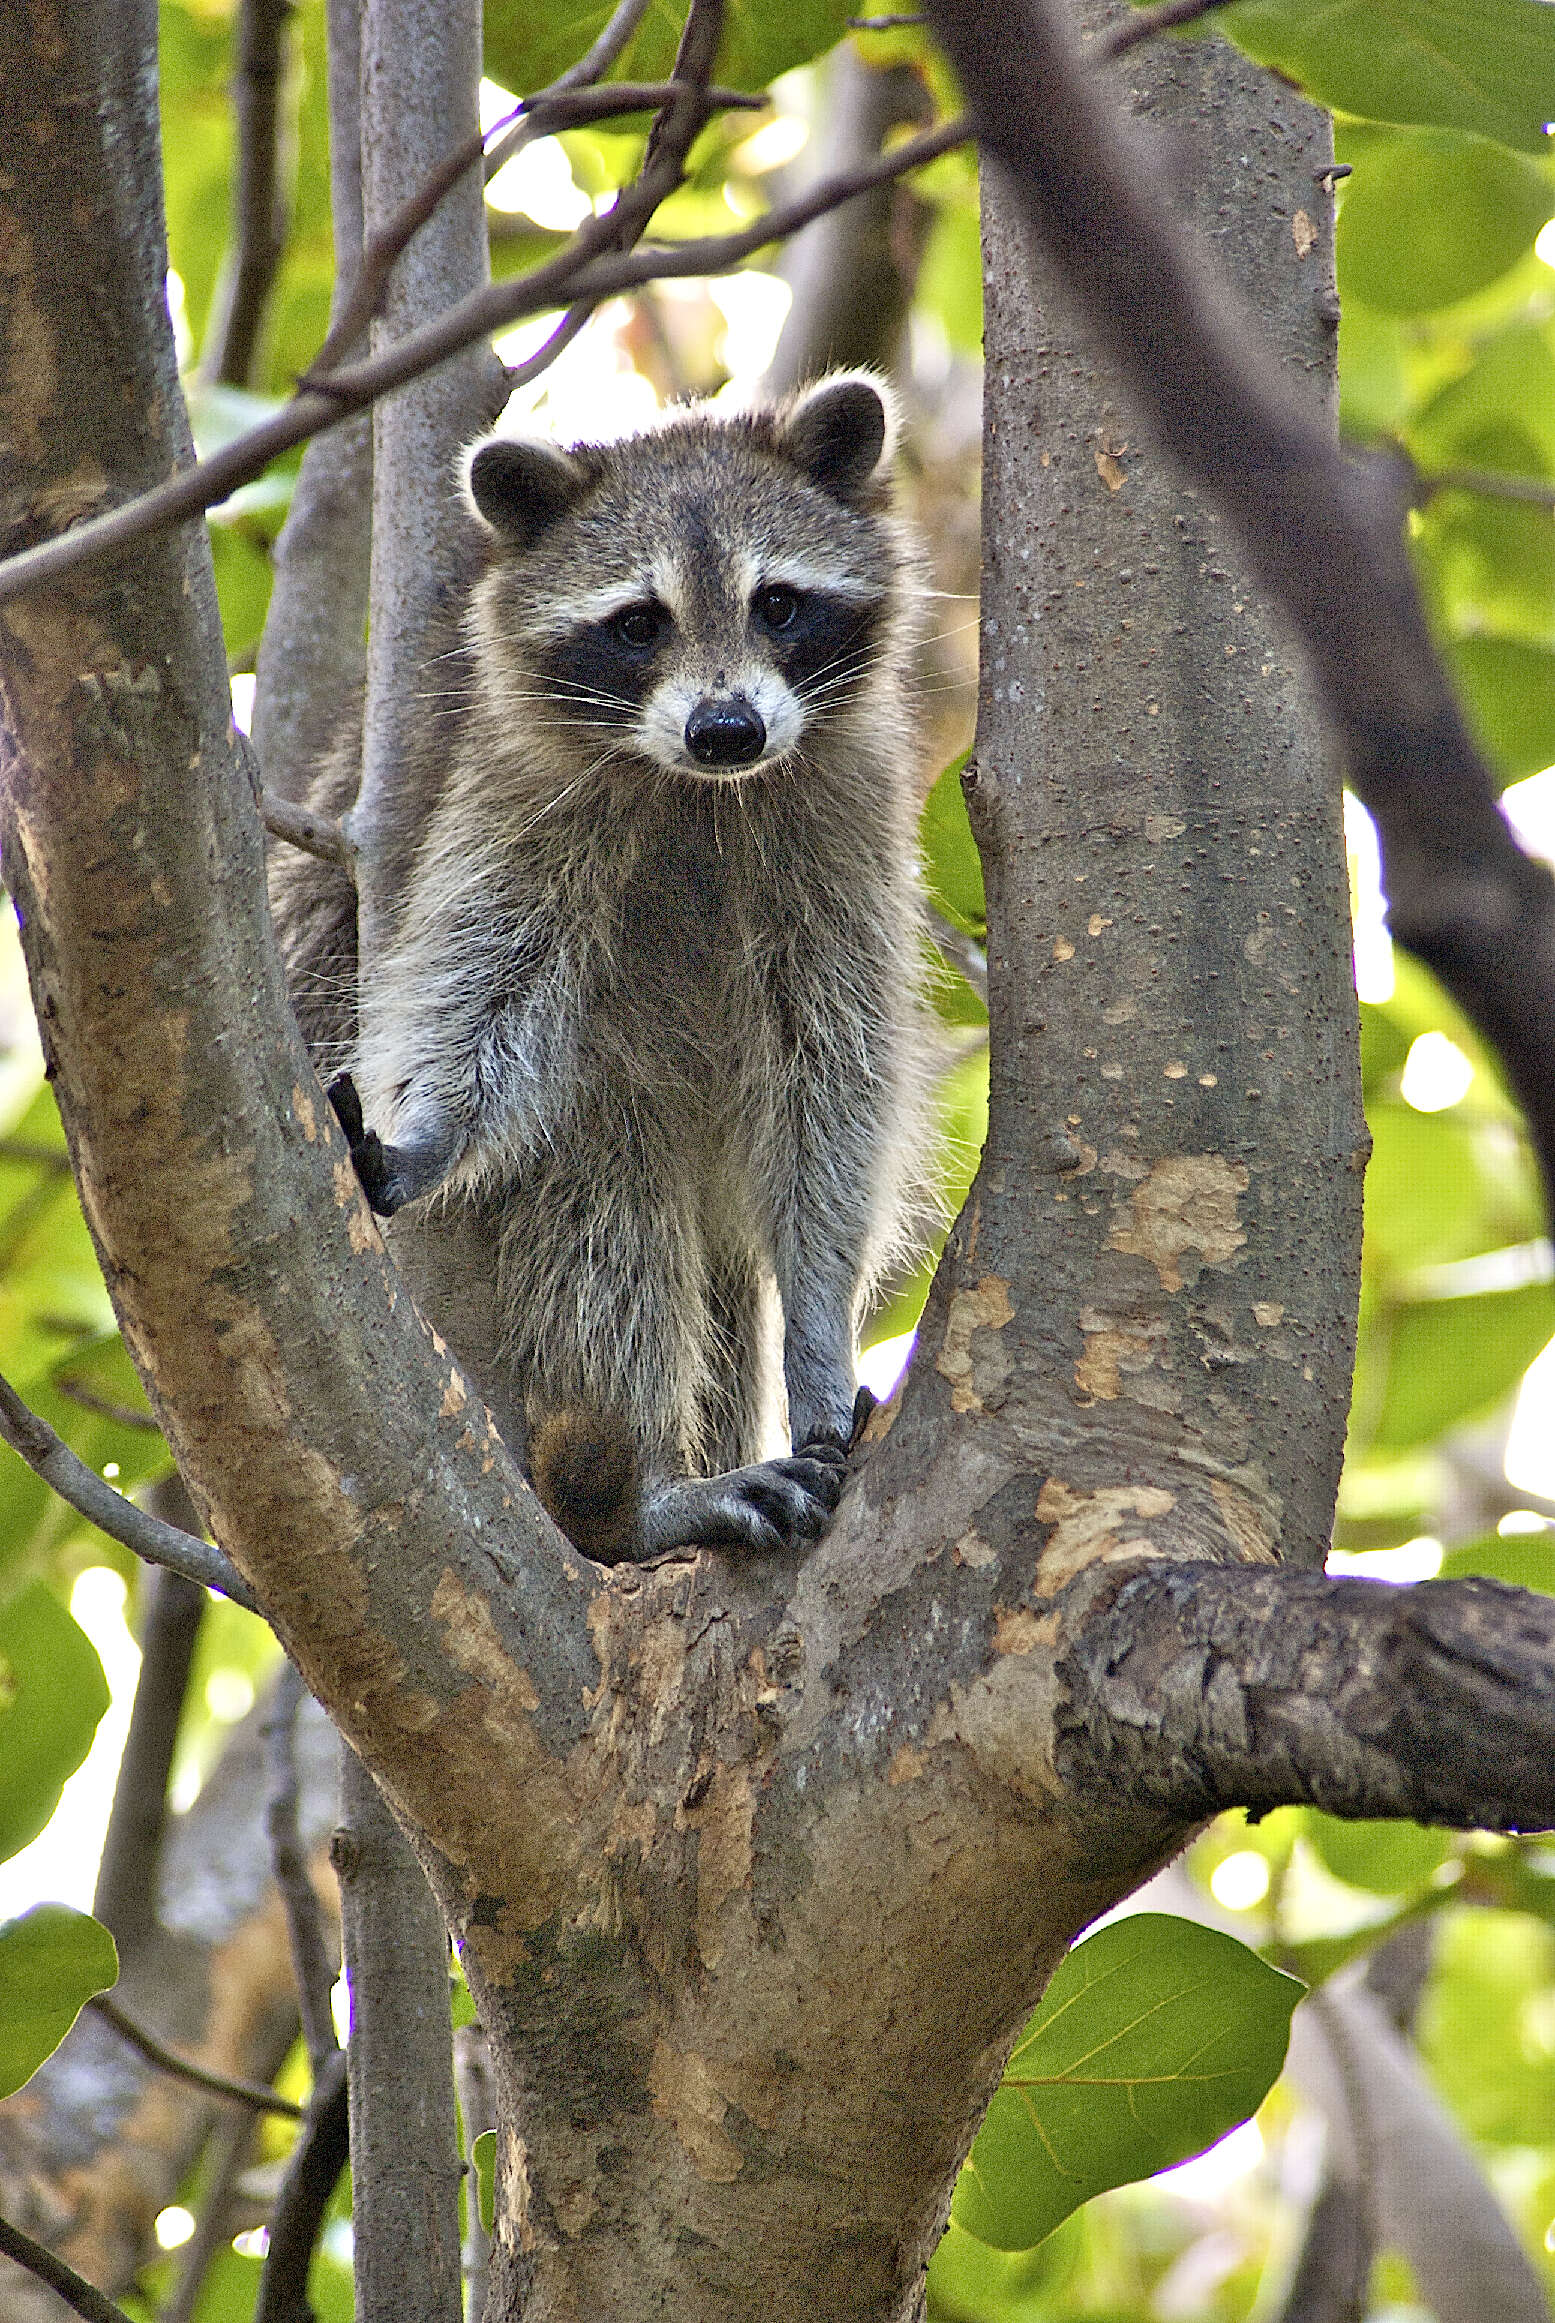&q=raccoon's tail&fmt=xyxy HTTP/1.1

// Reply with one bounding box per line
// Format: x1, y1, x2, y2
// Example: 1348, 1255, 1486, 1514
529, 1406, 641, 1563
